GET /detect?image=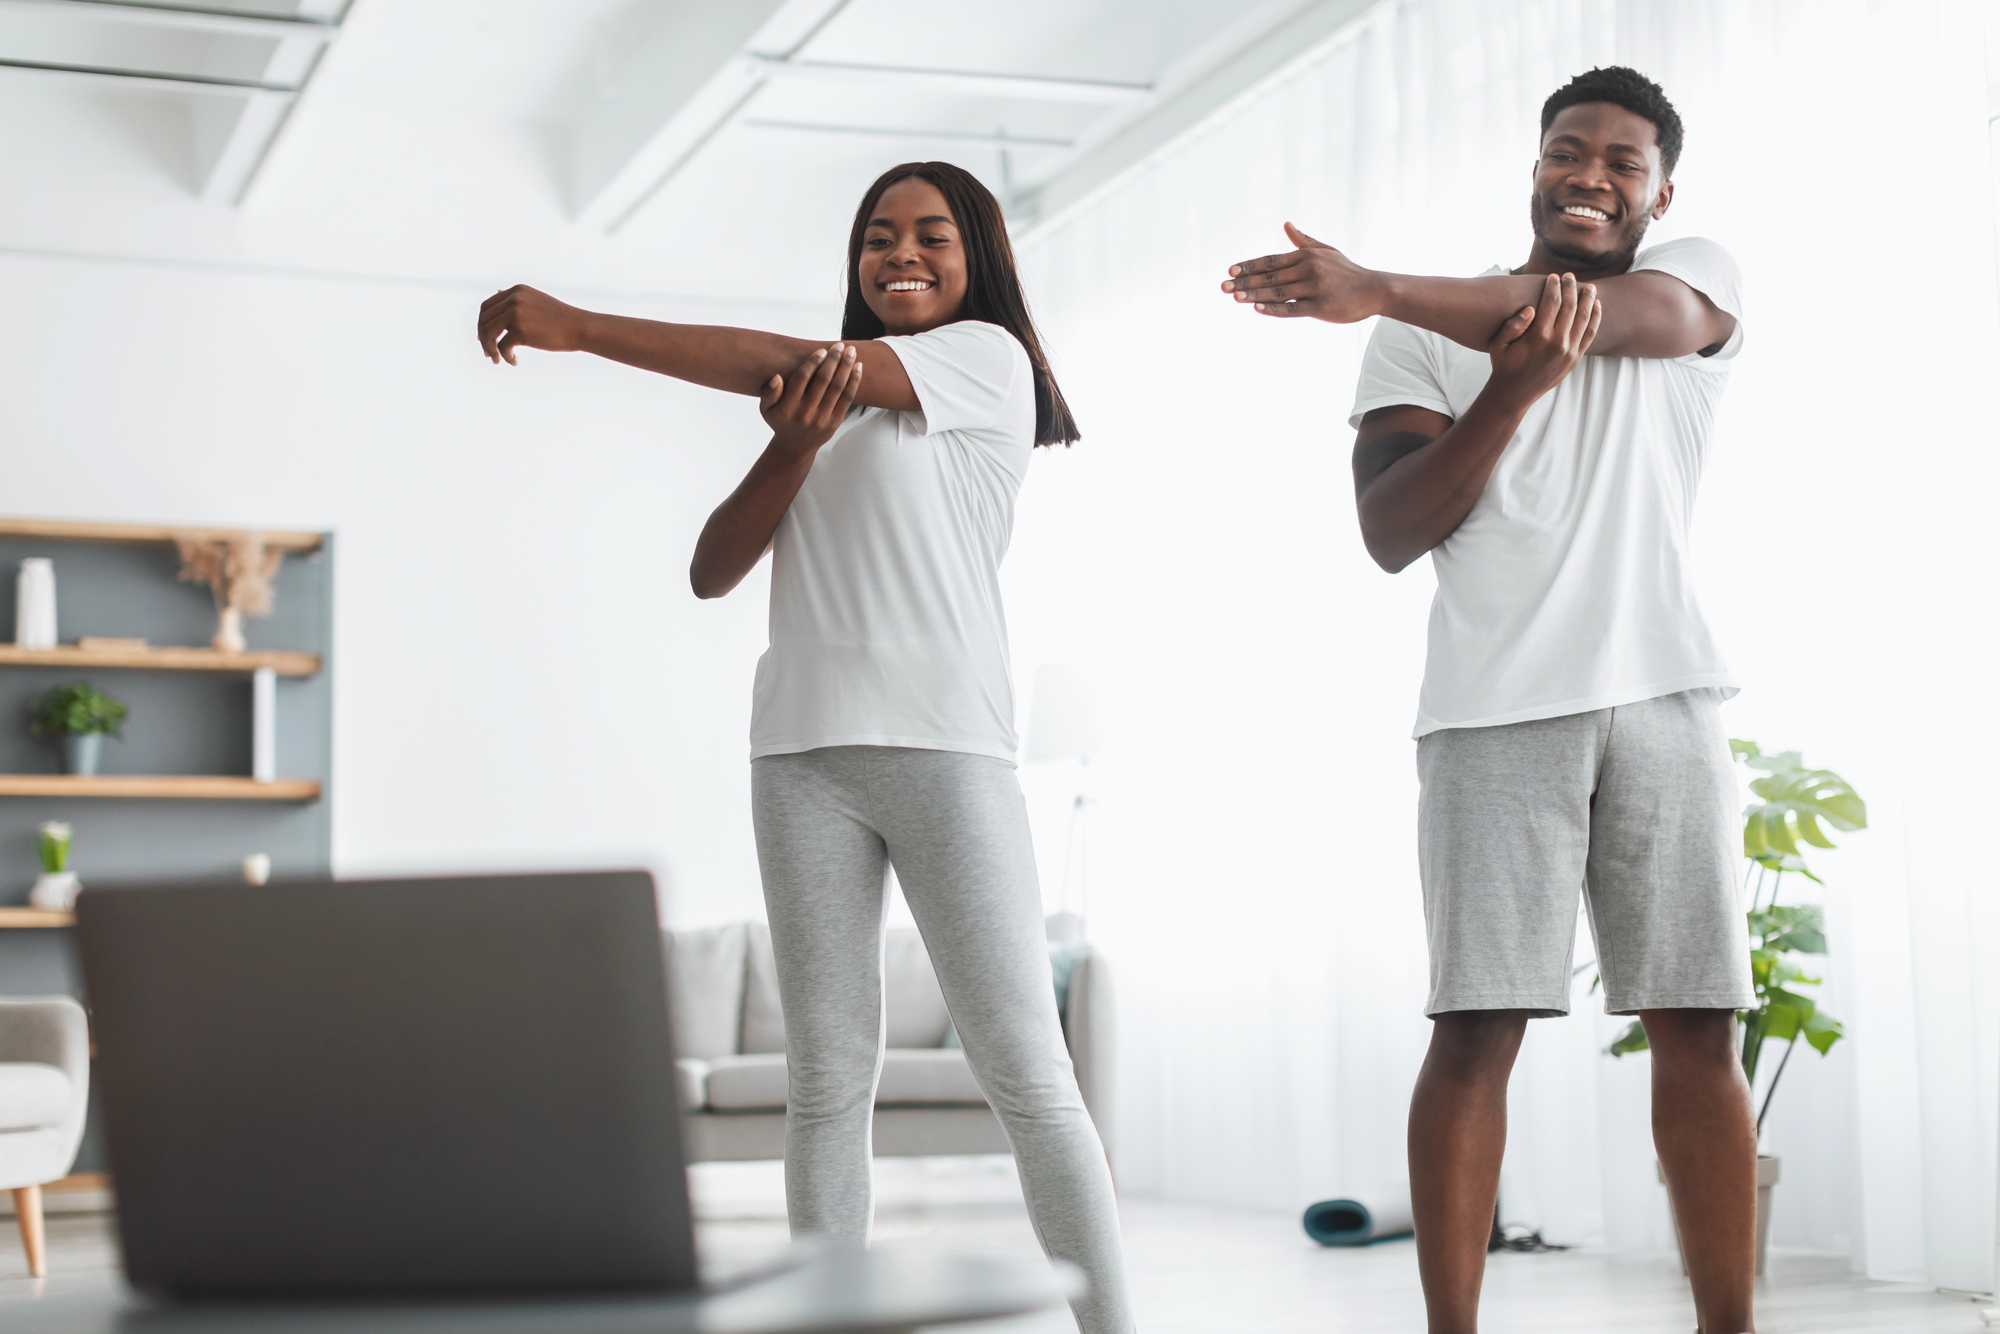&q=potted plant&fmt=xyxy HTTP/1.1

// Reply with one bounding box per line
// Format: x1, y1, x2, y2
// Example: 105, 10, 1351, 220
29, 821, 79, 910
1608, 739, 1866, 1277
28, 680, 129, 775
